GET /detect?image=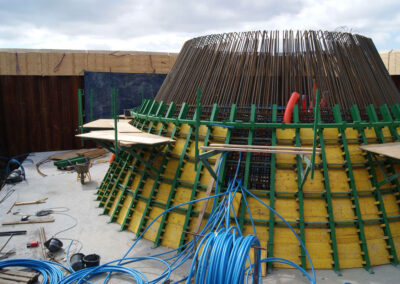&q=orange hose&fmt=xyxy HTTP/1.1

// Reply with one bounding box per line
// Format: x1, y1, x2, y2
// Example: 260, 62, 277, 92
109, 153, 115, 163
283, 92, 300, 123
